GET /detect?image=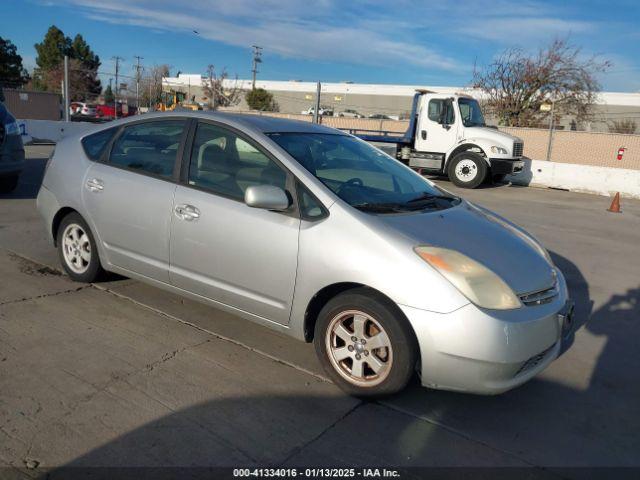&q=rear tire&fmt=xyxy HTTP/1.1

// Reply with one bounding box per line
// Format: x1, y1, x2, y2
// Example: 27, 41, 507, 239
57, 212, 105, 283
314, 288, 418, 397
0, 175, 19, 193
447, 152, 487, 189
